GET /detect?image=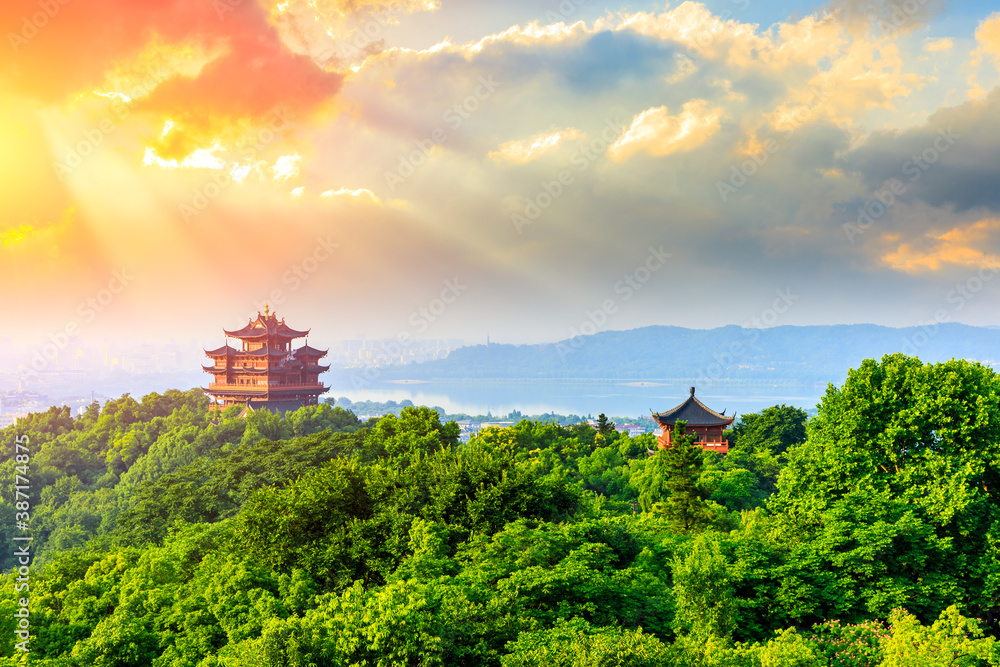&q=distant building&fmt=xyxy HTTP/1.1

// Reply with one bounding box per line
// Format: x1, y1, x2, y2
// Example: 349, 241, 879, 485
615, 423, 646, 438
456, 419, 483, 443
203, 305, 329, 413
652, 387, 734, 454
